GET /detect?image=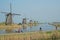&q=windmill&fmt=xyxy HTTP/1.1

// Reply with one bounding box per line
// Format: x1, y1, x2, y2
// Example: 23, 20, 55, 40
0, 3, 20, 25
